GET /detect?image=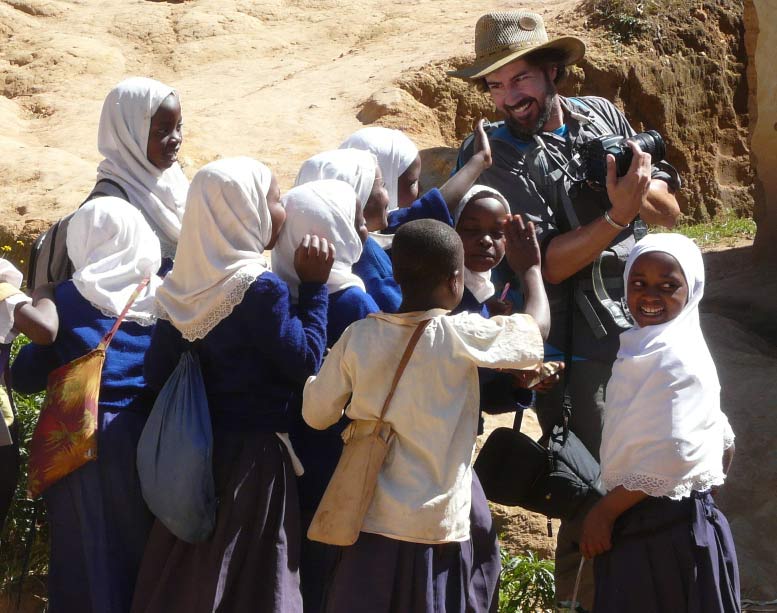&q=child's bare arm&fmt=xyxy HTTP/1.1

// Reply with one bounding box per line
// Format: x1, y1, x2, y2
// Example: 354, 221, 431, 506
439, 119, 492, 210
13, 283, 58, 345
580, 486, 649, 559
504, 215, 549, 339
